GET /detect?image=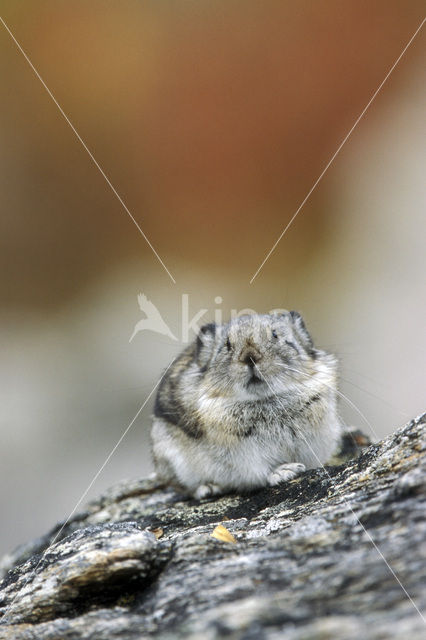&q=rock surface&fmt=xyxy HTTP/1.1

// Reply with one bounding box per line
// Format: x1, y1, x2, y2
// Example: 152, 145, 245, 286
0, 415, 425, 639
